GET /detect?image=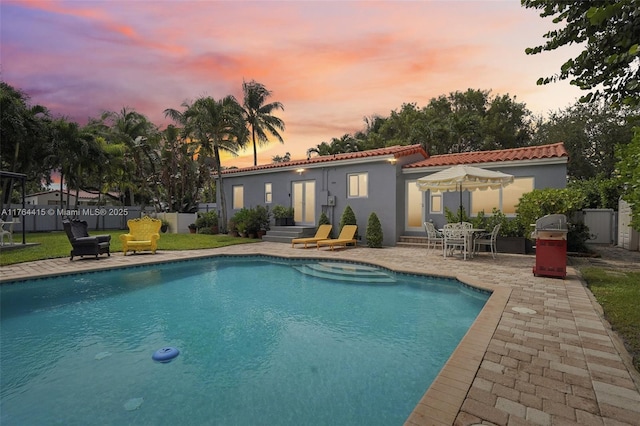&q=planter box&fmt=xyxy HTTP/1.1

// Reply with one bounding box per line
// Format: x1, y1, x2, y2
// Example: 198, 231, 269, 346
497, 237, 530, 254
275, 218, 294, 226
